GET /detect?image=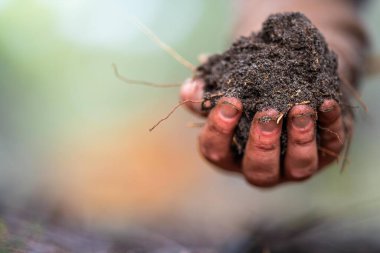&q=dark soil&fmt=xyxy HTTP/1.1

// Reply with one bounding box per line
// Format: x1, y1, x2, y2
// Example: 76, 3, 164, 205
196, 12, 342, 158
